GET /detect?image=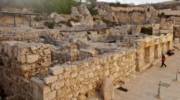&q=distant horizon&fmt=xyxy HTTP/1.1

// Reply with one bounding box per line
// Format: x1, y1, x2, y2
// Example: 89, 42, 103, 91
97, 0, 173, 5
